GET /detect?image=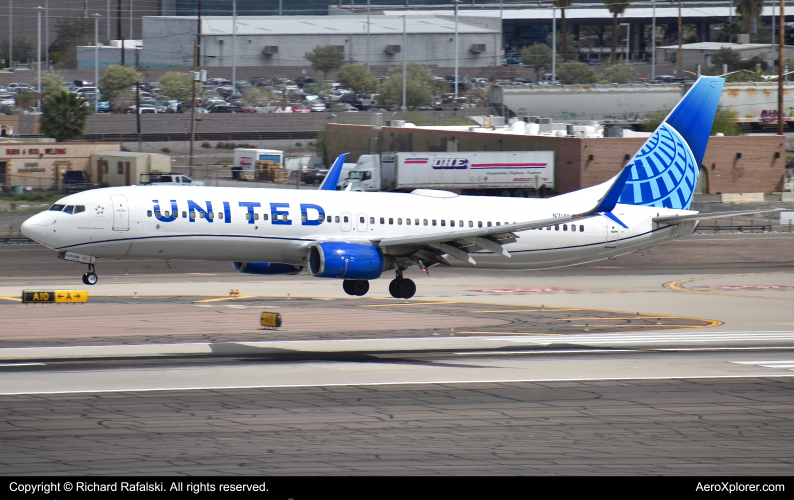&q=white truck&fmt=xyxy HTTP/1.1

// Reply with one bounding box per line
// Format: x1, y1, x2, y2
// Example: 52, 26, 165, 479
344, 151, 554, 196
140, 173, 205, 186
